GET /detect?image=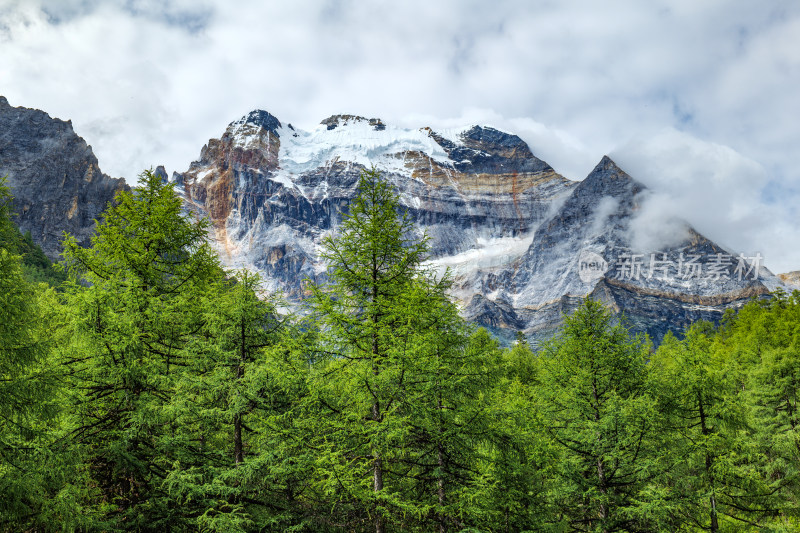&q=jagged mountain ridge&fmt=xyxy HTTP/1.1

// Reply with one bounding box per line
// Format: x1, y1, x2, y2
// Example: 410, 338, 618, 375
0, 97, 128, 258
173, 110, 783, 344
